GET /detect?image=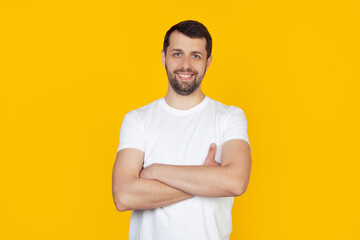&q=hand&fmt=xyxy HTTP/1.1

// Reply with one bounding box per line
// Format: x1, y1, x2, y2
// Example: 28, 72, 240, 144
204, 143, 220, 166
